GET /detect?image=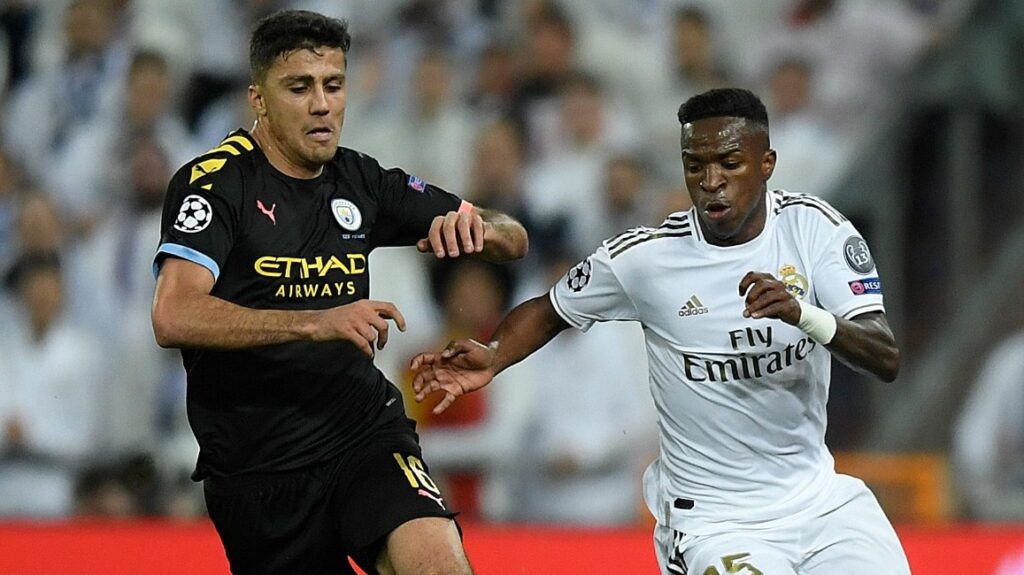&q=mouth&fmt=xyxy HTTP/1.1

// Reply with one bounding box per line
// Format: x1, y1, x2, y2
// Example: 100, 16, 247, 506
703, 200, 731, 222
306, 126, 335, 143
